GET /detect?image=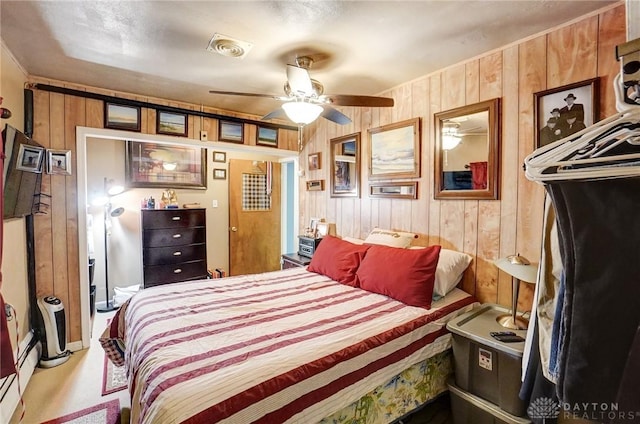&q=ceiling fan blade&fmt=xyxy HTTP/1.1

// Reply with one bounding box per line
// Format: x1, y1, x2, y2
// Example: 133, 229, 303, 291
209, 90, 287, 101
261, 108, 287, 121
321, 106, 352, 125
325, 94, 394, 108
286, 65, 314, 95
